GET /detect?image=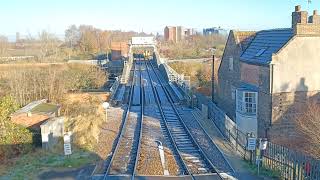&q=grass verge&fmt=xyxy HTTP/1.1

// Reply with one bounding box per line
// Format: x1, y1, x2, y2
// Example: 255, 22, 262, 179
243, 160, 281, 179
0, 148, 99, 180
